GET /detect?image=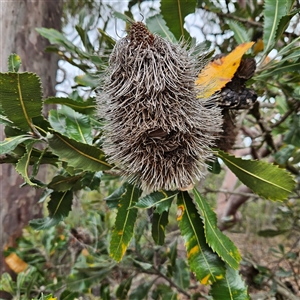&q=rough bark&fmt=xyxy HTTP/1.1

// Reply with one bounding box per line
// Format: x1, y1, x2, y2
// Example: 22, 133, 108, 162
0, 0, 63, 289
